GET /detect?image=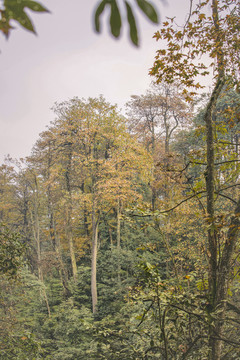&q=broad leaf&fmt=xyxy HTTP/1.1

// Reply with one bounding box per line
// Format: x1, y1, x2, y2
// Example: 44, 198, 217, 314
125, 1, 139, 46
12, 10, 36, 33
2, 0, 49, 35
94, 0, 108, 33
22, 0, 49, 13
136, 0, 159, 23
110, 0, 122, 38
0, 11, 13, 38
